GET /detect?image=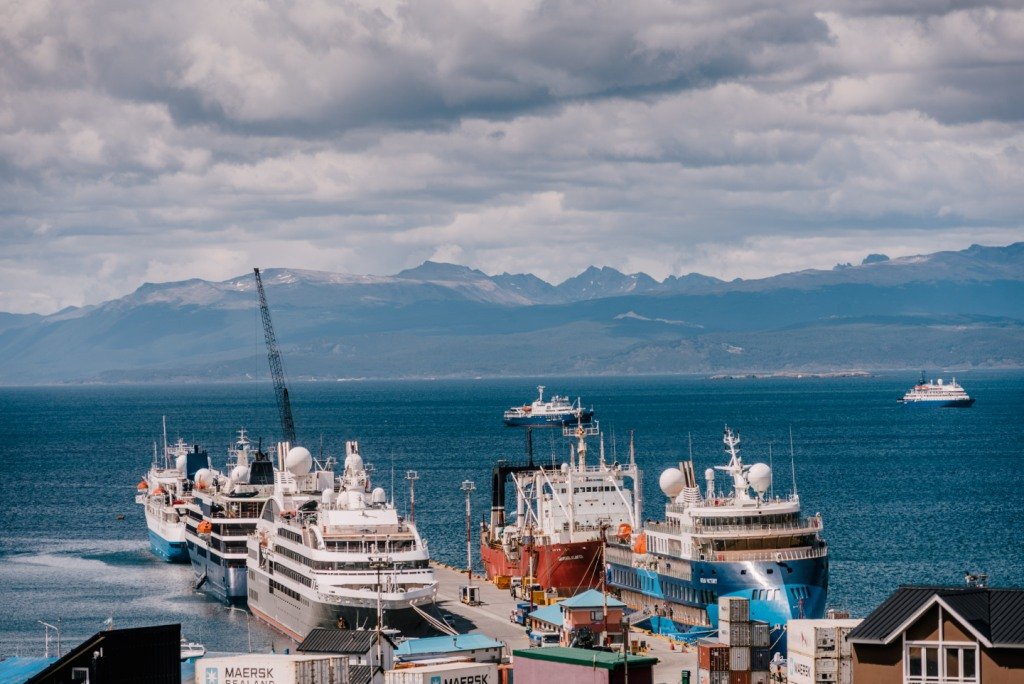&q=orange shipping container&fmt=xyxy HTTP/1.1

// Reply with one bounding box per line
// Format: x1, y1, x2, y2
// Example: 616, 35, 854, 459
698, 640, 730, 672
